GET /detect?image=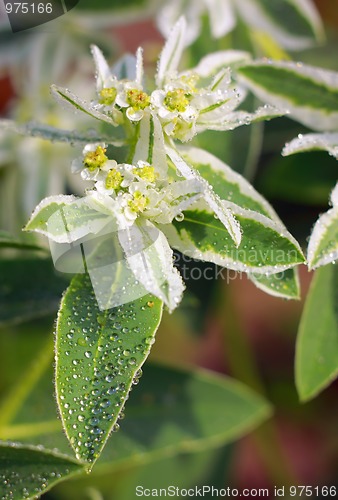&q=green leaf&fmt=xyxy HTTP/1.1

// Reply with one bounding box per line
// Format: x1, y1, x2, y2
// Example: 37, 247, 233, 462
296, 265, 338, 401
0, 119, 124, 146
237, 61, 338, 131
0, 442, 83, 500
3, 359, 271, 472
307, 184, 338, 269
248, 267, 300, 300
283, 132, 338, 160
161, 208, 304, 274
0, 231, 45, 252
0, 257, 68, 326
237, 0, 324, 50
55, 273, 163, 466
